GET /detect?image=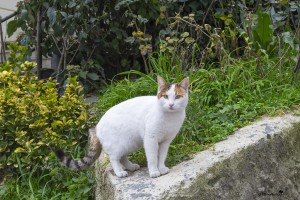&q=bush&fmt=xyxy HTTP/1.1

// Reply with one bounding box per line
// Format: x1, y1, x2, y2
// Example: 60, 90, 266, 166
0, 44, 91, 179
11, 0, 300, 83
